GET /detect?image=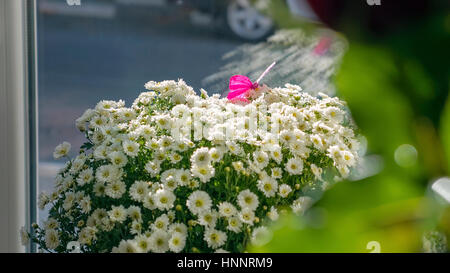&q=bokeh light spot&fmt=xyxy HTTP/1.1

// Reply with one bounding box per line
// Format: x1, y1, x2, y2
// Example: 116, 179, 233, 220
431, 177, 450, 204
394, 144, 418, 167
